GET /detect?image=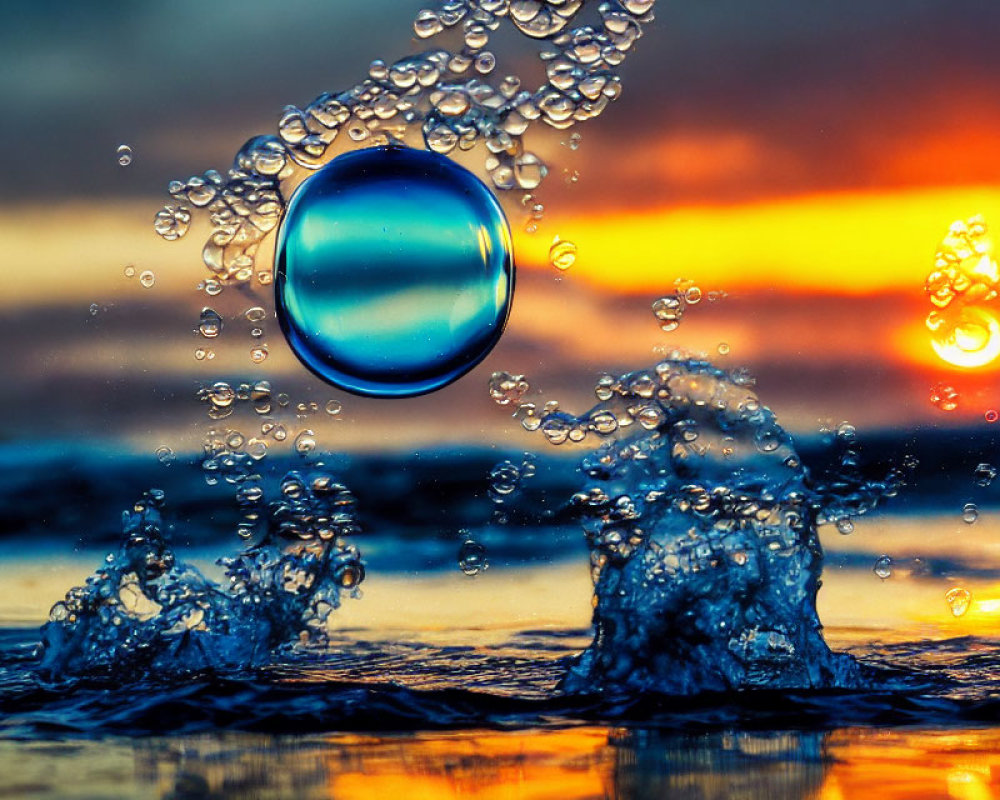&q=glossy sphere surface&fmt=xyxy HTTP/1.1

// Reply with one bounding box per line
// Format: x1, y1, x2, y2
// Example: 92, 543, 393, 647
275, 146, 514, 397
